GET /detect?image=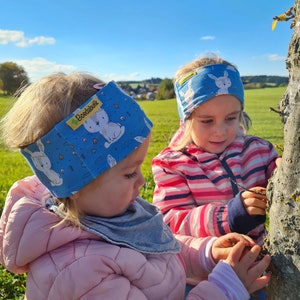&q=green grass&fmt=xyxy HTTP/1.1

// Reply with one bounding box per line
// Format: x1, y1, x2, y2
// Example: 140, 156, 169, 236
0, 97, 33, 208
0, 87, 285, 298
0, 88, 285, 206
244, 88, 284, 147
0, 96, 29, 299
138, 87, 285, 200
